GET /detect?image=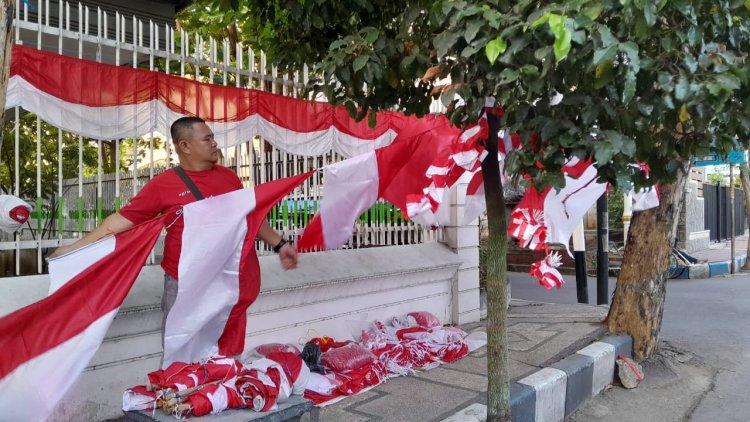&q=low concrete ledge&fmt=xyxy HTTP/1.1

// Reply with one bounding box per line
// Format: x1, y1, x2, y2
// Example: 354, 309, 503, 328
445, 334, 634, 422
685, 254, 747, 279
